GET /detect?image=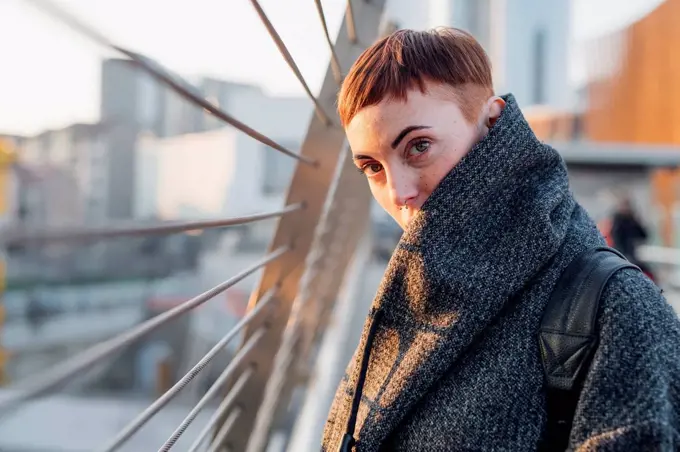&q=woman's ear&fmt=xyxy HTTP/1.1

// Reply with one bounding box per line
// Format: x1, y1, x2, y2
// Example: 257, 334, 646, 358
485, 96, 506, 128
